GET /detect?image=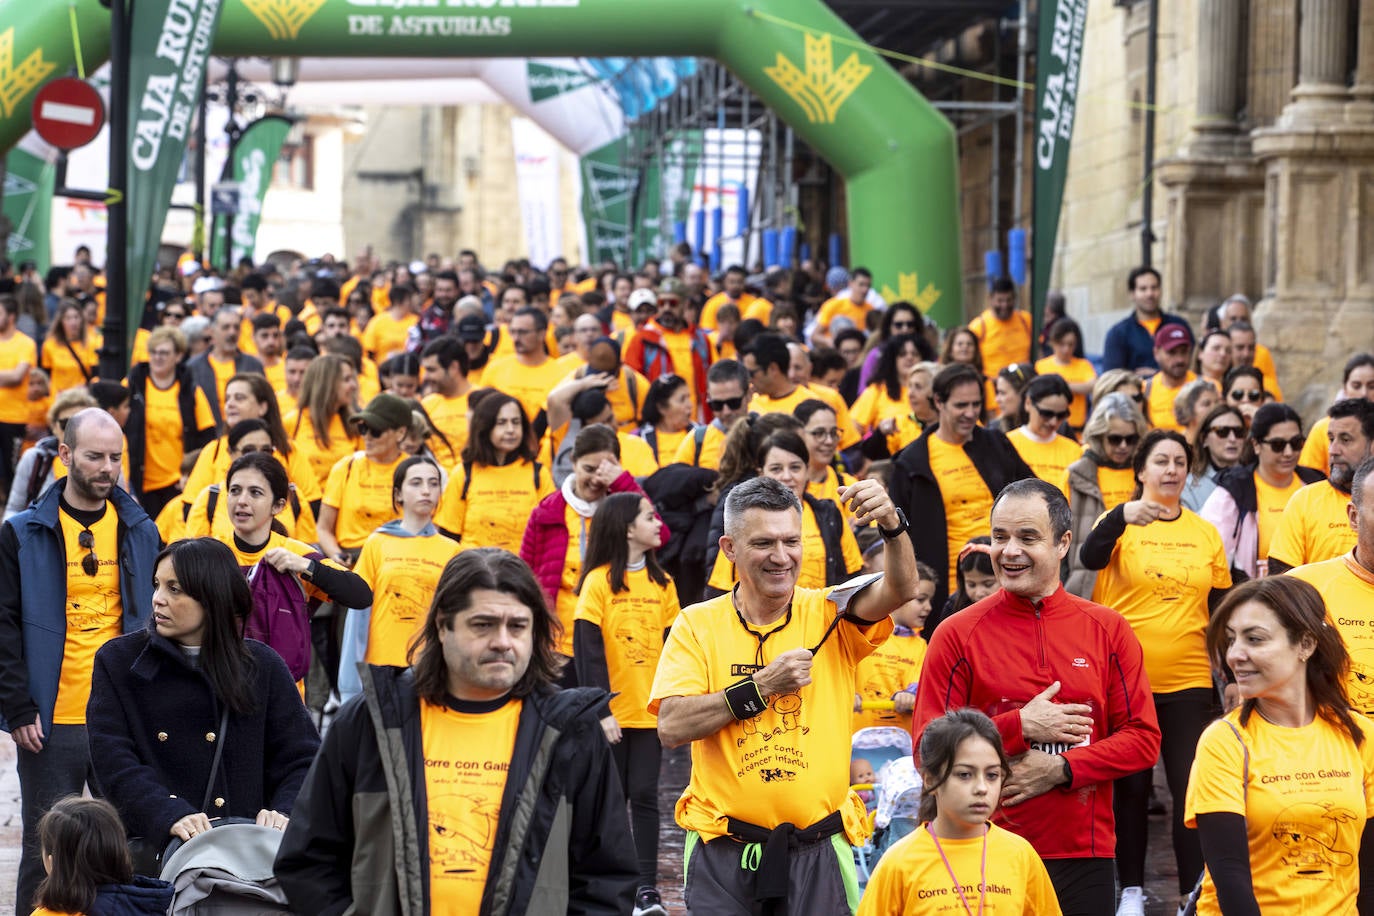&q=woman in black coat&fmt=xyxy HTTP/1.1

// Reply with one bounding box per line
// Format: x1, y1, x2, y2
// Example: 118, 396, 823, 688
88, 537, 320, 846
